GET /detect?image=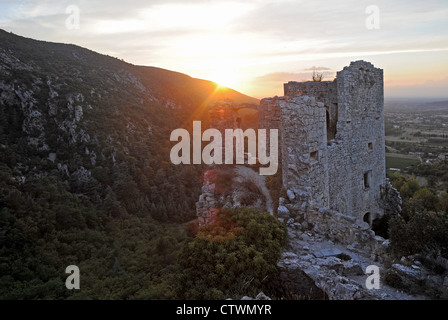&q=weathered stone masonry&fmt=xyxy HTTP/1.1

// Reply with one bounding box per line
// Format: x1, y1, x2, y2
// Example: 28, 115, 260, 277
209, 99, 258, 133
259, 60, 387, 227
201, 60, 398, 255
200, 62, 439, 300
